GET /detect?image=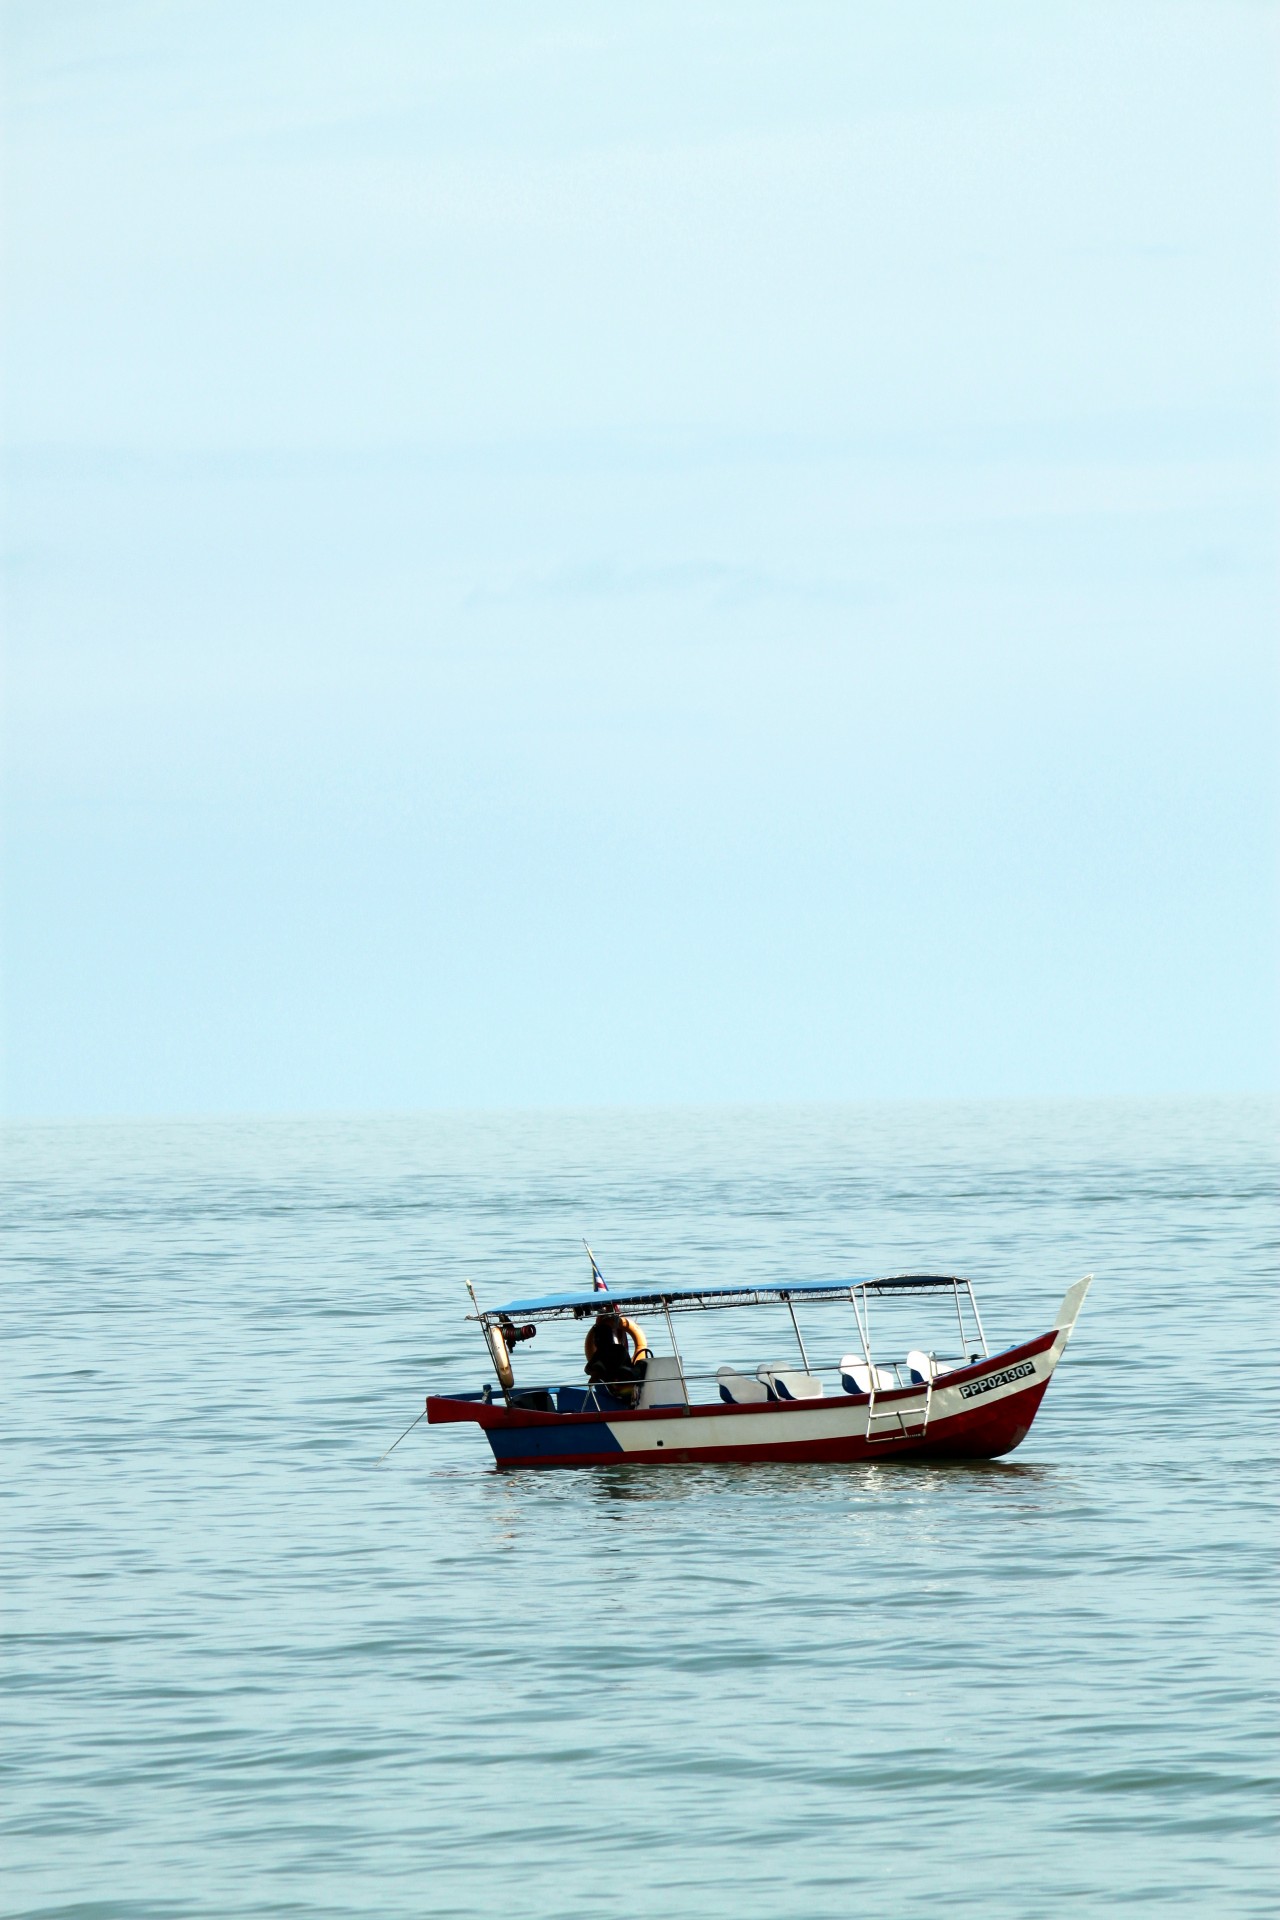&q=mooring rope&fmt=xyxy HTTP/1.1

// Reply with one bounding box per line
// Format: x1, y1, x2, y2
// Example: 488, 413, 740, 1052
376, 1403, 428, 1465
